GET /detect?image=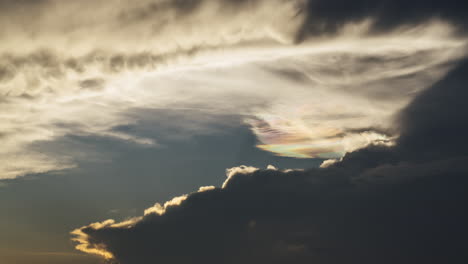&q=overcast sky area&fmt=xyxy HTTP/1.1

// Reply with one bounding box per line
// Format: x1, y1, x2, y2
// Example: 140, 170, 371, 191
1, 1, 468, 264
